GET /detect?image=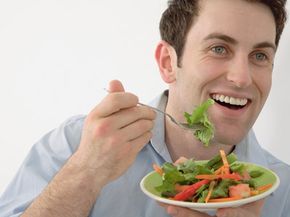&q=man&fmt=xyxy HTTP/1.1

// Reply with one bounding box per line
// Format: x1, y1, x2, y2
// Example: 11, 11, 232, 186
0, 0, 289, 216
